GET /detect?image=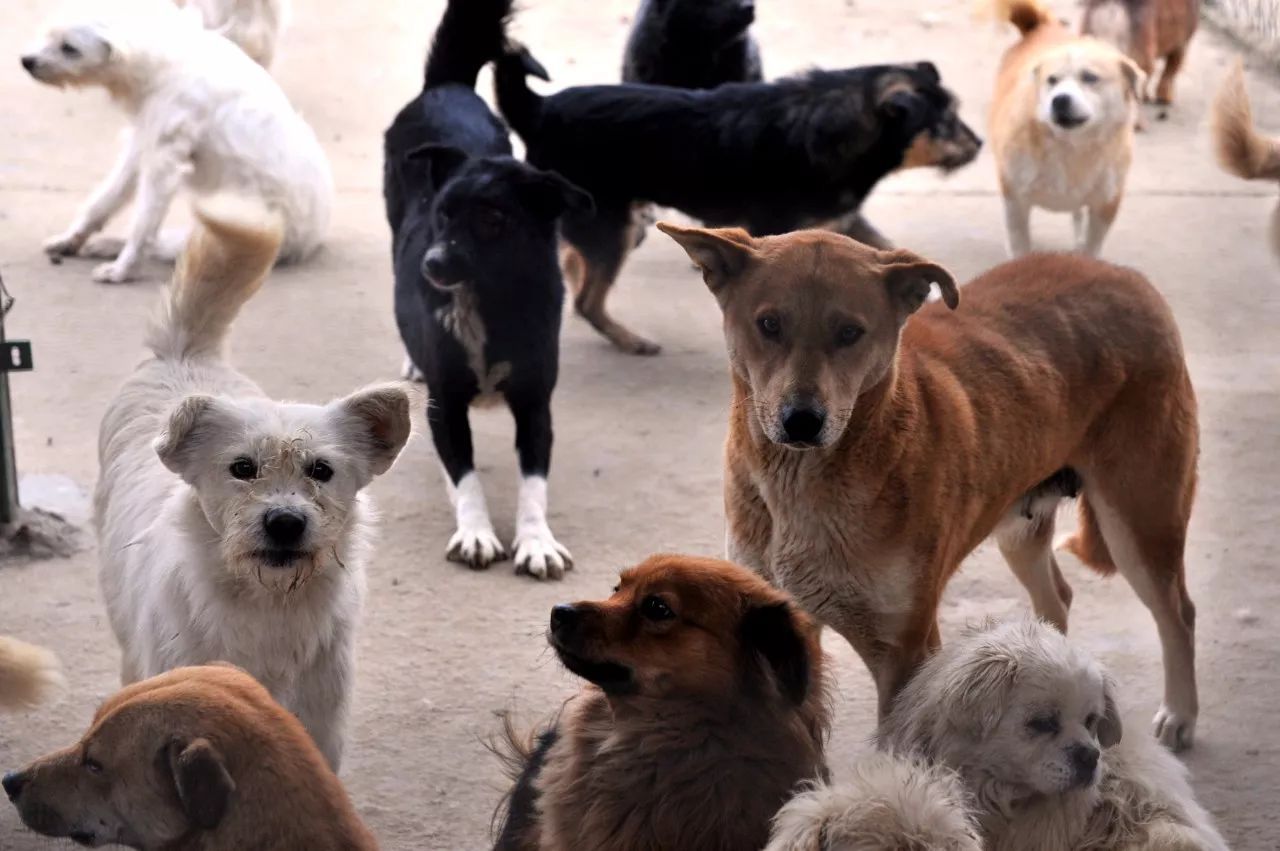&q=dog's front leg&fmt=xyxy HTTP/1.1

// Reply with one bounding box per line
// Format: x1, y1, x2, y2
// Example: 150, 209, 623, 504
44, 133, 141, 259
725, 460, 773, 580
509, 390, 571, 580
92, 149, 186, 283
1079, 195, 1122, 257
292, 640, 353, 771
1002, 194, 1033, 257
430, 392, 506, 569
